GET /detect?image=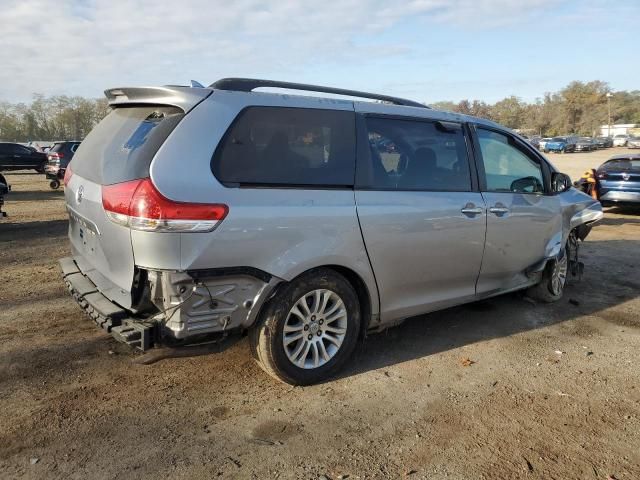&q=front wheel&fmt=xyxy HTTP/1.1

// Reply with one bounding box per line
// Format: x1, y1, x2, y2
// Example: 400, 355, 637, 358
250, 268, 361, 385
49, 179, 61, 189
526, 248, 568, 302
